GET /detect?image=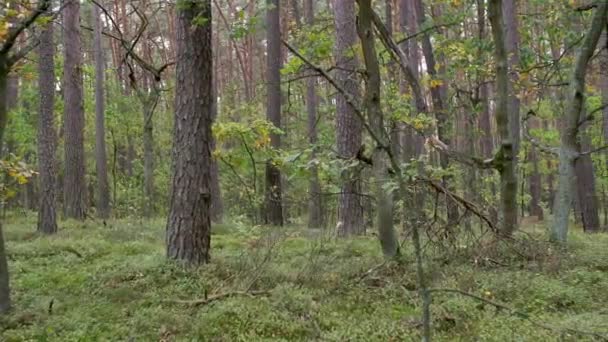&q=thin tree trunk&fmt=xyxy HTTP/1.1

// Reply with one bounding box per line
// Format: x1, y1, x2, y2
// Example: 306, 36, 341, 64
166, 0, 213, 264
552, 2, 607, 243
143, 99, 156, 218
37, 15, 58, 234
335, 0, 363, 236
305, 0, 322, 228
93, 3, 110, 219
63, 0, 87, 220
575, 123, 600, 232
357, 0, 399, 257
264, 0, 284, 226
